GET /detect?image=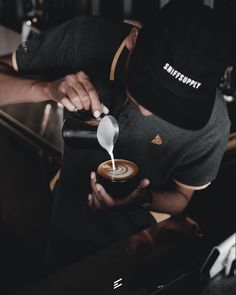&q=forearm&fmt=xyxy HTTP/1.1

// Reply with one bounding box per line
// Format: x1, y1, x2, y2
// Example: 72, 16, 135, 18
0, 57, 105, 113
147, 187, 193, 215
0, 64, 50, 107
